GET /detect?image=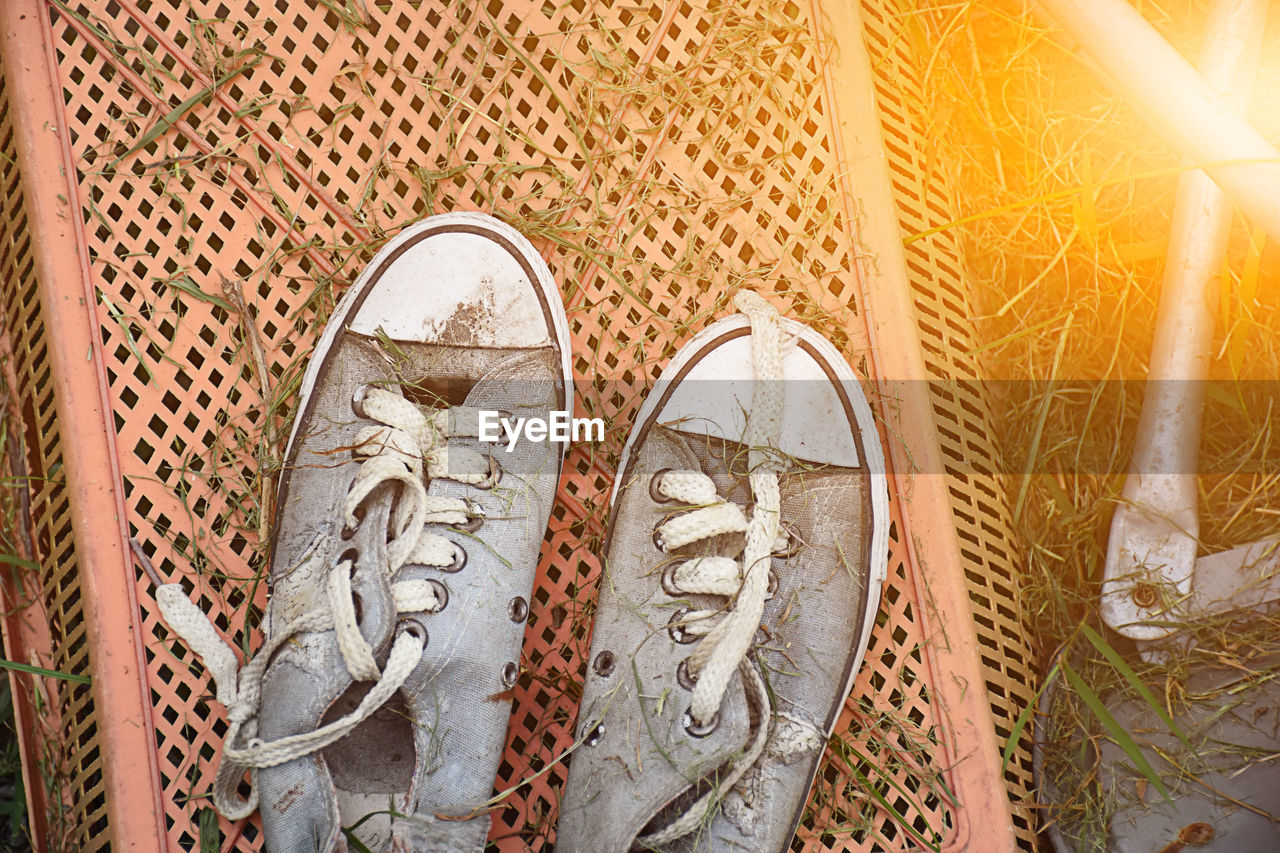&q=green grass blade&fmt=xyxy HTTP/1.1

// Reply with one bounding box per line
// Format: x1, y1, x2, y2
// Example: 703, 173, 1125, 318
1060, 659, 1172, 804
1013, 311, 1074, 523
840, 742, 944, 852
343, 798, 410, 850
340, 829, 374, 853
166, 277, 235, 312
1081, 624, 1194, 753
97, 290, 154, 385
111, 59, 260, 169
632, 658, 678, 771
0, 658, 91, 684
197, 807, 221, 853
965, 309, 1071, 358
